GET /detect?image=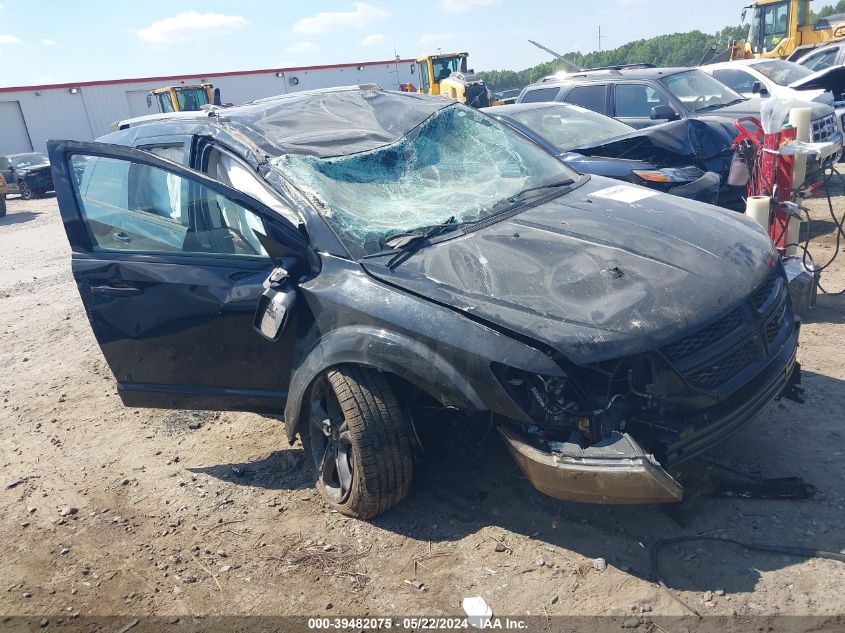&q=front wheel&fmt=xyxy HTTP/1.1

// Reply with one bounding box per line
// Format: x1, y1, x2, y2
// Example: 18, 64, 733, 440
301, 365, 413, 519
18, 181, 34, 200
